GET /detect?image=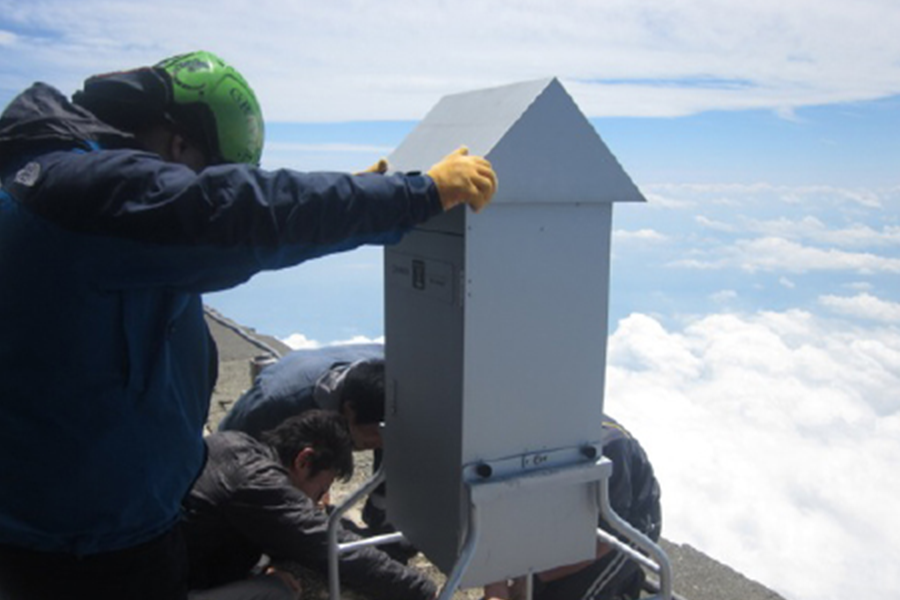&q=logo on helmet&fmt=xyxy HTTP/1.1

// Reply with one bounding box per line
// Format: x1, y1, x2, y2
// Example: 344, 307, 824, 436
170, 58, 213, 93
229, 87, 256, 116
